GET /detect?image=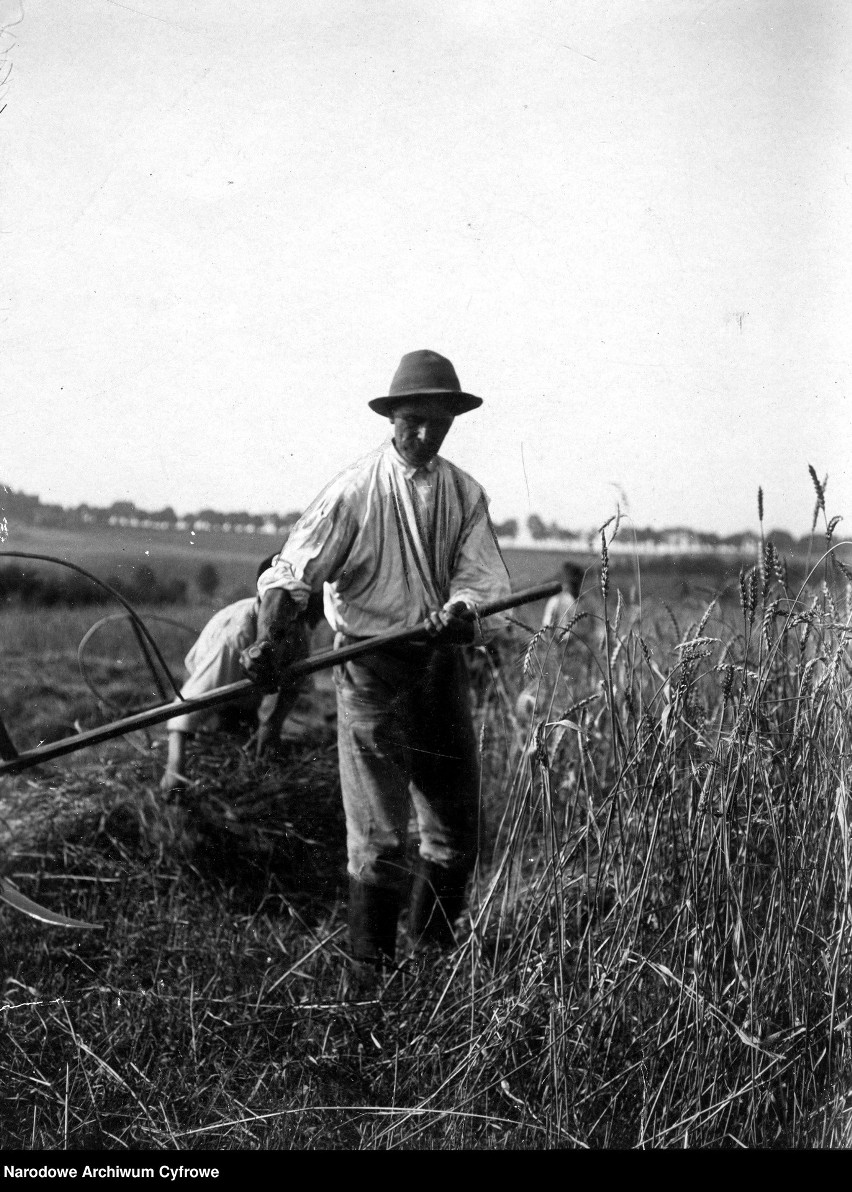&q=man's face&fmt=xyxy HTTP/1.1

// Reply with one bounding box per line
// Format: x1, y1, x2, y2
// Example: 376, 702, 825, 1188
390, 399, 455, 469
